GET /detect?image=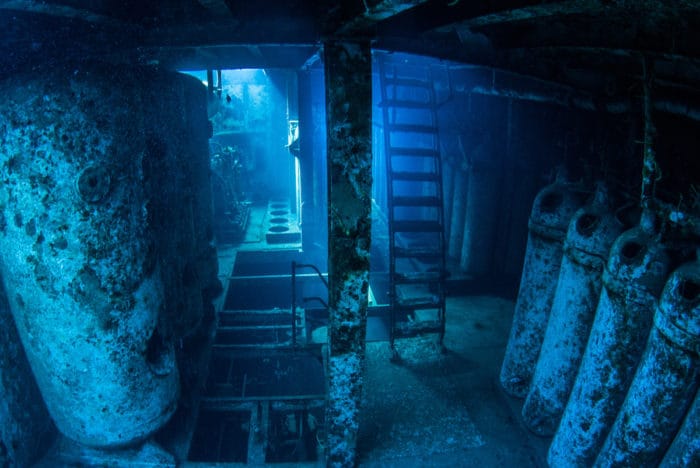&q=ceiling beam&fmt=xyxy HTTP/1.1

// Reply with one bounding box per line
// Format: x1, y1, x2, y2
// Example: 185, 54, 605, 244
376, 0, 562, 36
141, 16, 318, 48
0, 0, 125, 25
141, 43, 321, 70
195, 0, 233, 18
460, 3, 700, 58
331, 0, 431, 36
